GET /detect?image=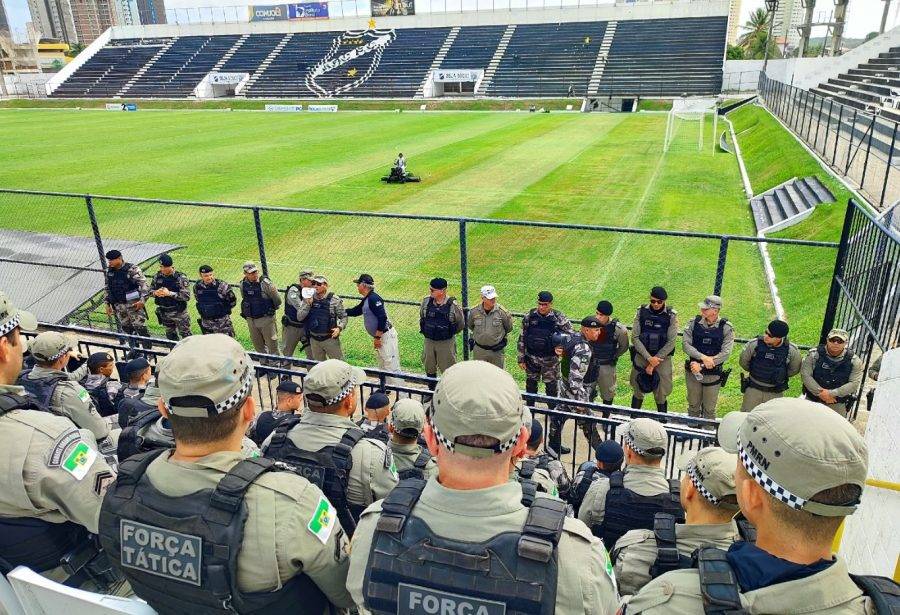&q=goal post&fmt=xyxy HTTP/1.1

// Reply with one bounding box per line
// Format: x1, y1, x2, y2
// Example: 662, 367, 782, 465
663, 97, 718, 153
